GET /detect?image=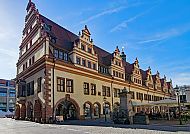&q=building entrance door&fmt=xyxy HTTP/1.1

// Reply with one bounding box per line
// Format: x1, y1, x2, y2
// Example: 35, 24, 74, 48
56, 100, 77, 120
